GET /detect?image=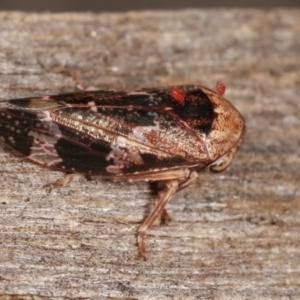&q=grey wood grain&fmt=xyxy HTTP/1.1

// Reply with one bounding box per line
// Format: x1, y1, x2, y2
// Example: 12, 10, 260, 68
0, 9, 299, 300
